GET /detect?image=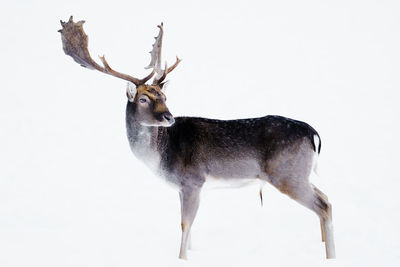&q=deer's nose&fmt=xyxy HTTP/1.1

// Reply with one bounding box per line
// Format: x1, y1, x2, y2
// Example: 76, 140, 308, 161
163, 112, 175, 125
